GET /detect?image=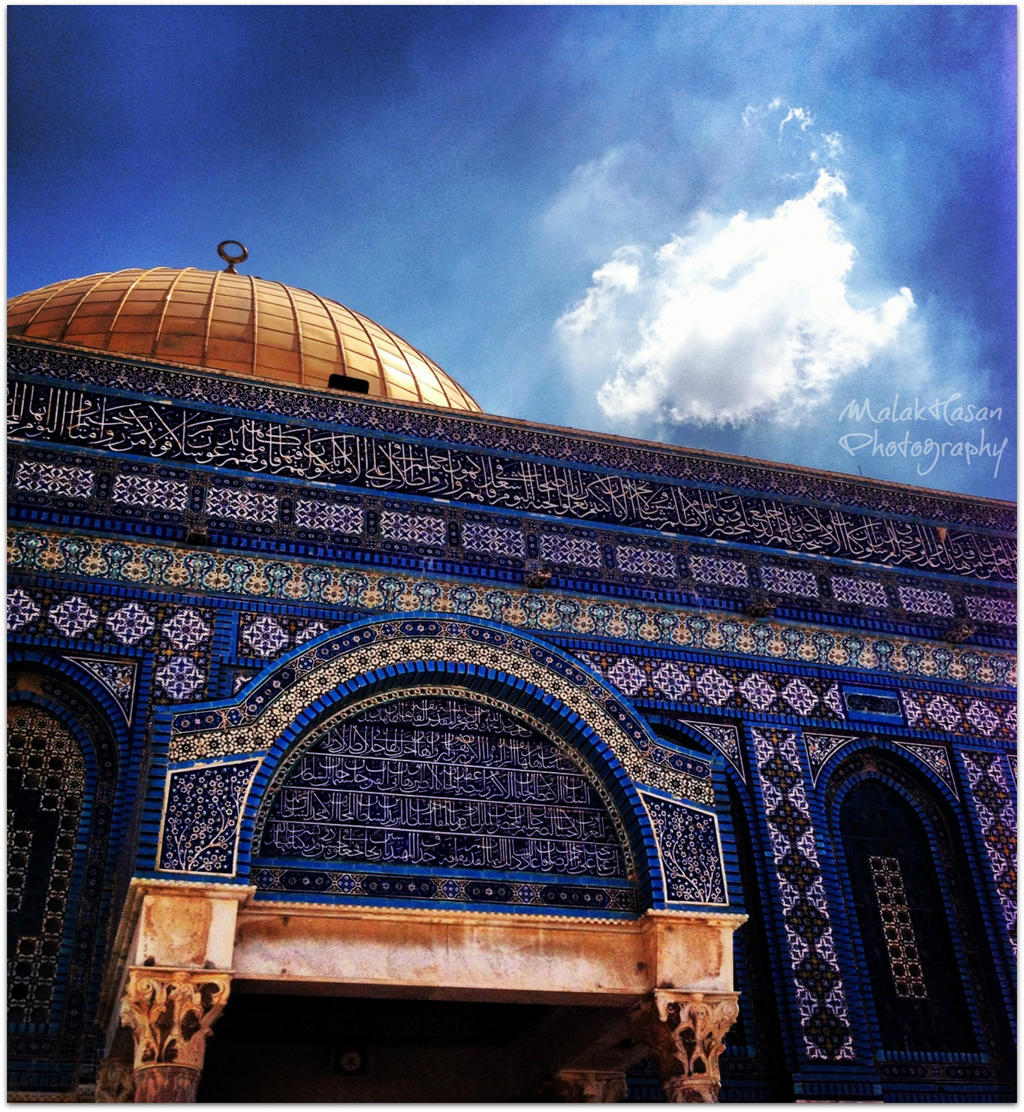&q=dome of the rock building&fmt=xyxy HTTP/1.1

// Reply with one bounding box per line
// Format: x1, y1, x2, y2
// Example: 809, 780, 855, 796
7, 264, 482, 412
